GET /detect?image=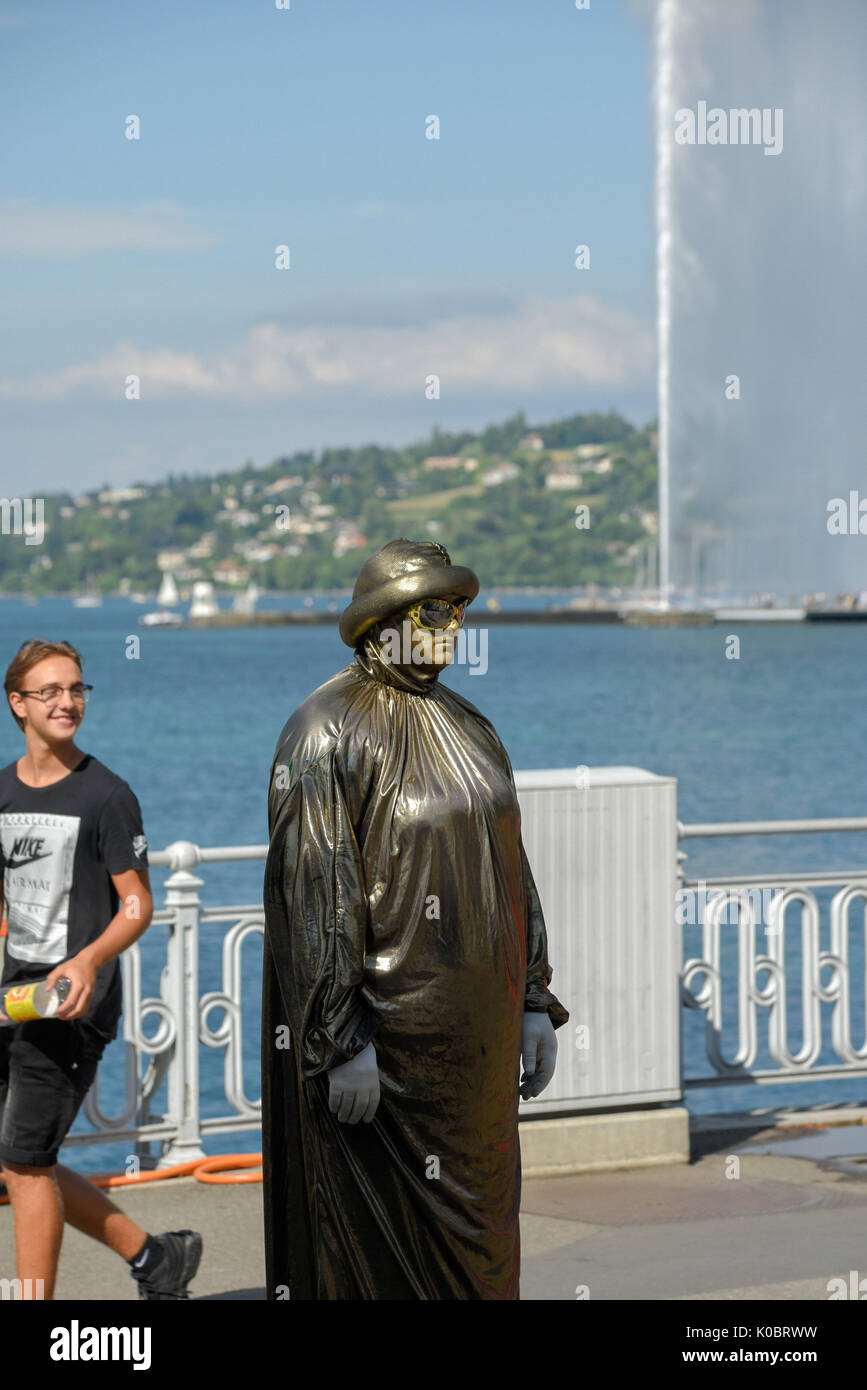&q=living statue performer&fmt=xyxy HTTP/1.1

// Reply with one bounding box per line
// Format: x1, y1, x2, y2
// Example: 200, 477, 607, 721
262, 539, 568, 1300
